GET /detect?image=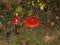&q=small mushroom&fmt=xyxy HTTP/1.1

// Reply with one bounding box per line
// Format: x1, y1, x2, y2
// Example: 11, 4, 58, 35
25, 16, 40, 28
13, 16, 20, 25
